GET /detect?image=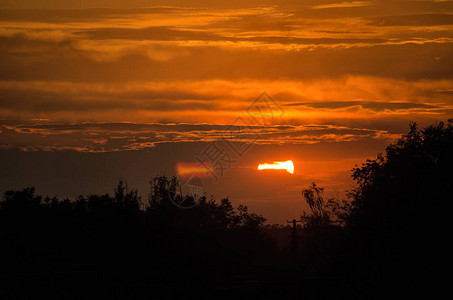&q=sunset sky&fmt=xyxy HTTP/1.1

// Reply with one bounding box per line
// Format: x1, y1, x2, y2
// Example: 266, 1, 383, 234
1, 0, 453, 222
